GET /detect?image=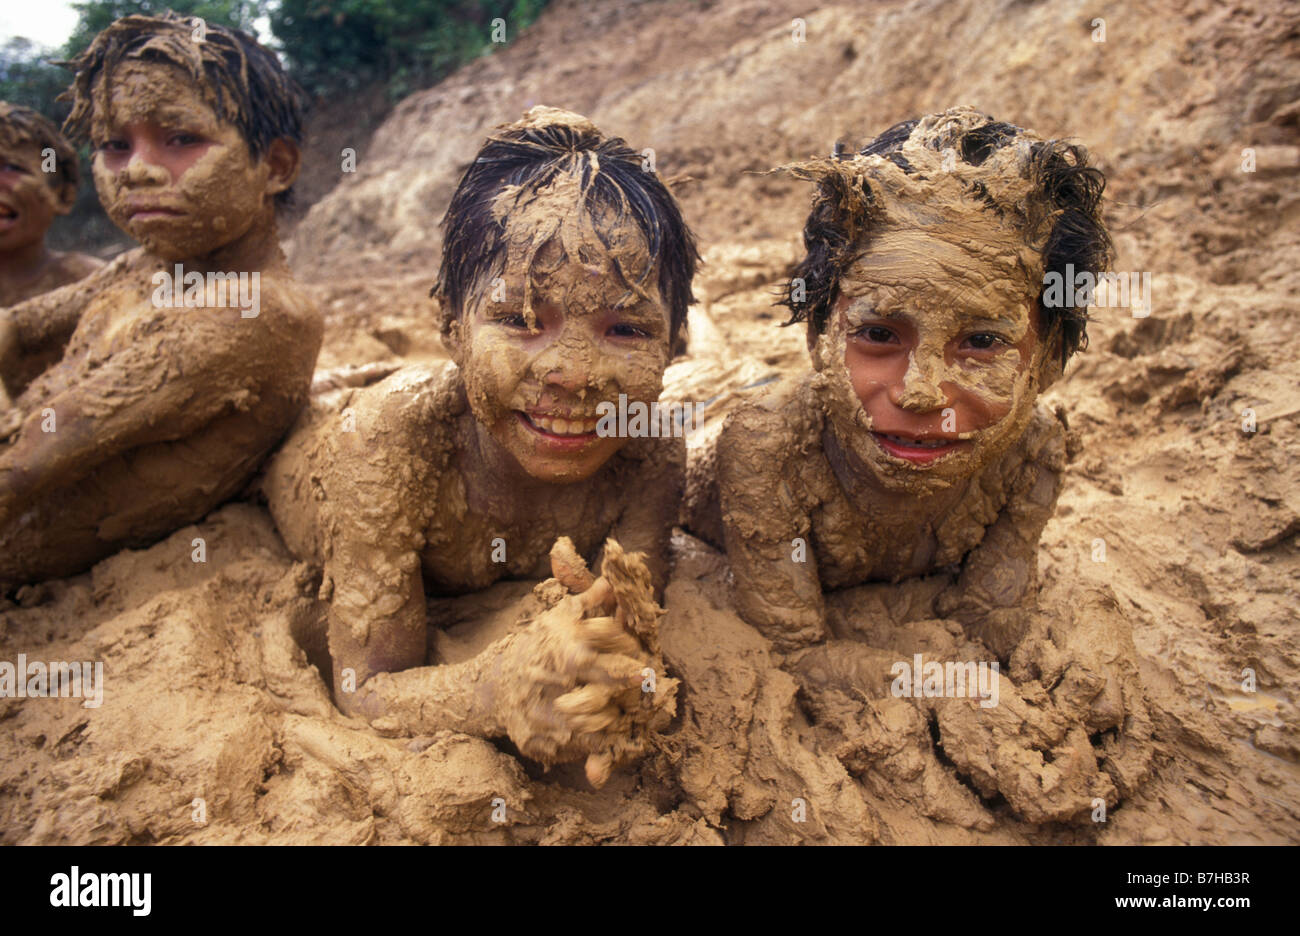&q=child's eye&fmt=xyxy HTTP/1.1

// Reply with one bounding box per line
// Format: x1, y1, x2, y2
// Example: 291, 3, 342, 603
607, 323, 649, 339
97, 139, 129, 154
0, 162, 28, 174
492, 312, 530, 329
961, 333, 1007, 351
167, 133, 204, 146
852, 325, 898, 344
